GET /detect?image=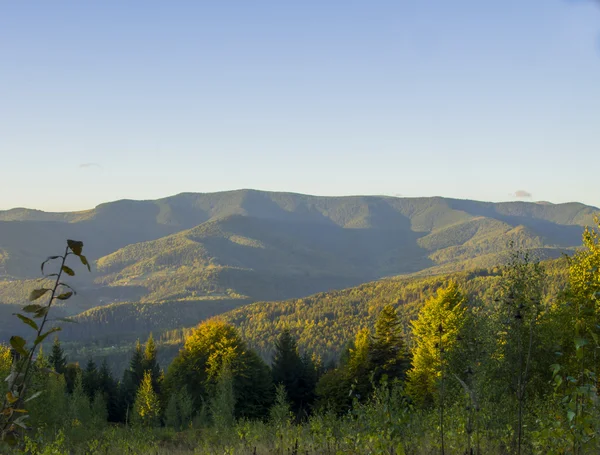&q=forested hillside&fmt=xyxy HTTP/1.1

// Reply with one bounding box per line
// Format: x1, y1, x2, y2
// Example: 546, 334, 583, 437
0, 190, 596, 326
